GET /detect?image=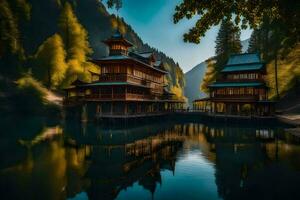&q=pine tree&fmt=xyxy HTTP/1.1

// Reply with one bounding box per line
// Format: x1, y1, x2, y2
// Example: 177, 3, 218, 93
201, 19, 241, 93
33, 34, 68, 89
58, 2, 93, 86
248, 29, 262, 53
0, 0, 30, 76
215, 19, 242, 72
58, 2, 92, 62
248, 18, 286, 99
